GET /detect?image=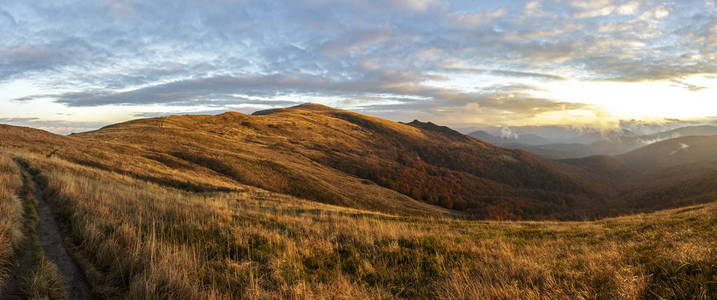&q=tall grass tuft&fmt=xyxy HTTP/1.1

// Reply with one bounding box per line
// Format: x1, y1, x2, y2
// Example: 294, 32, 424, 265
0, 153, 24, 292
